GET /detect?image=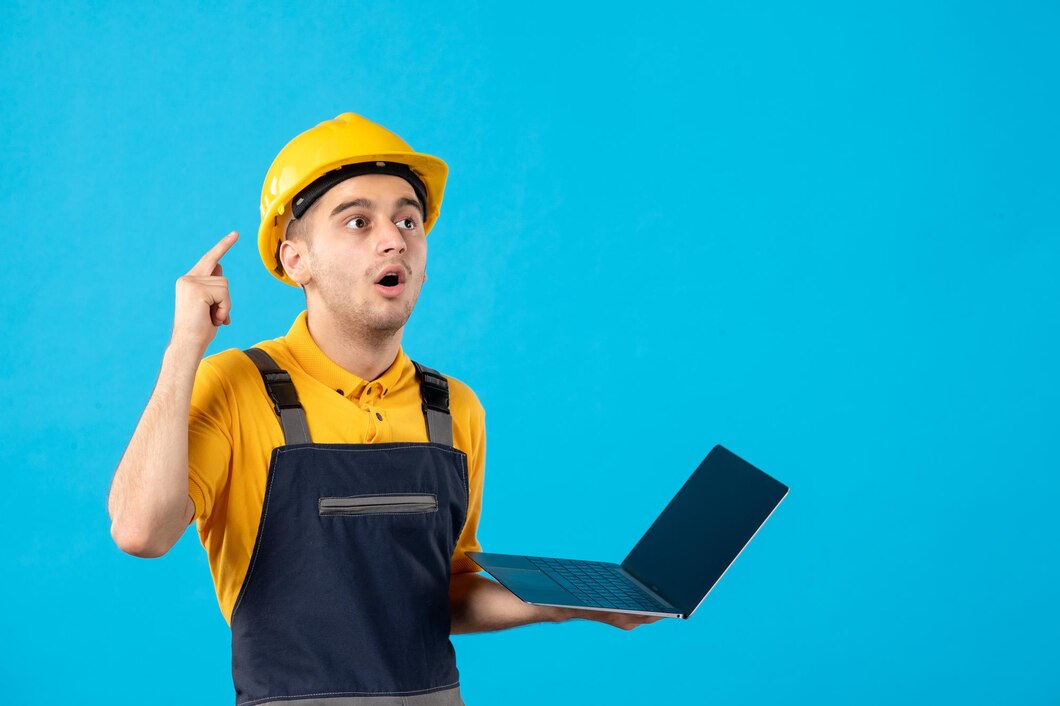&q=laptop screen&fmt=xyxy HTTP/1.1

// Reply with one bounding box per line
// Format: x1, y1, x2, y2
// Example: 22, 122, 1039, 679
621, 445, 789, 616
